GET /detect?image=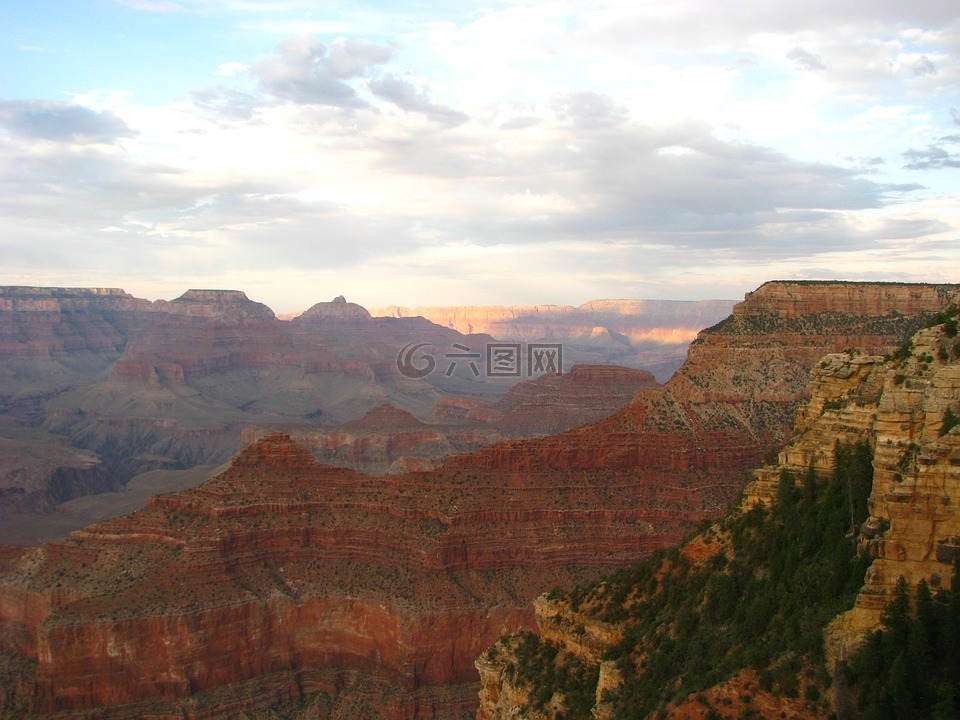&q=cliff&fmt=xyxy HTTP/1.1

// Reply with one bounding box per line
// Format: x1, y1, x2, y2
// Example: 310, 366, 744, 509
0, 433, 605, 718
443, 281, 960, 533
475, 305, 960, 720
